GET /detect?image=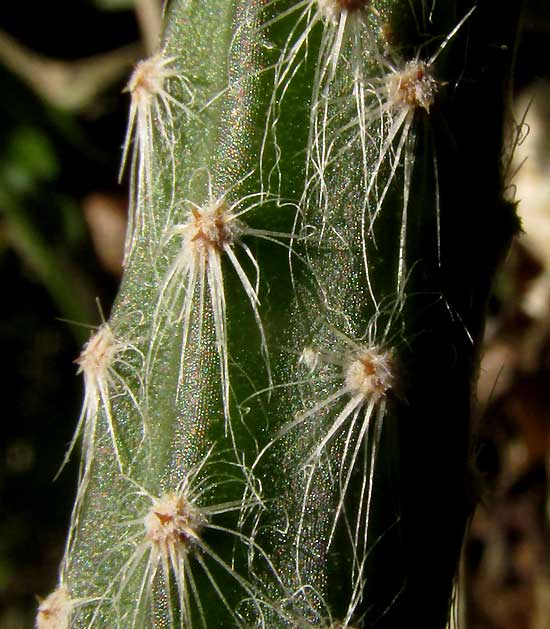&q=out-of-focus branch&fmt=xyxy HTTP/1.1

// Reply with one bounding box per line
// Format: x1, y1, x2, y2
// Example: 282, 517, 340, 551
0, 29, 140, 111
135, 0, 163, 55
